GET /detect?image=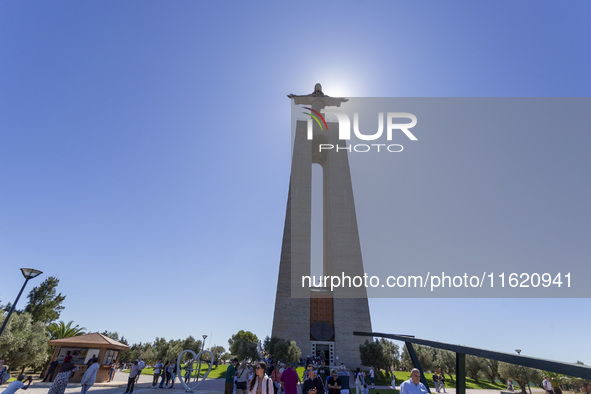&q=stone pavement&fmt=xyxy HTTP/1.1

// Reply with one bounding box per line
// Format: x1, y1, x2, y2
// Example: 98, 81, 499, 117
1, 371, 225, 394
3, 372, 549, 394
